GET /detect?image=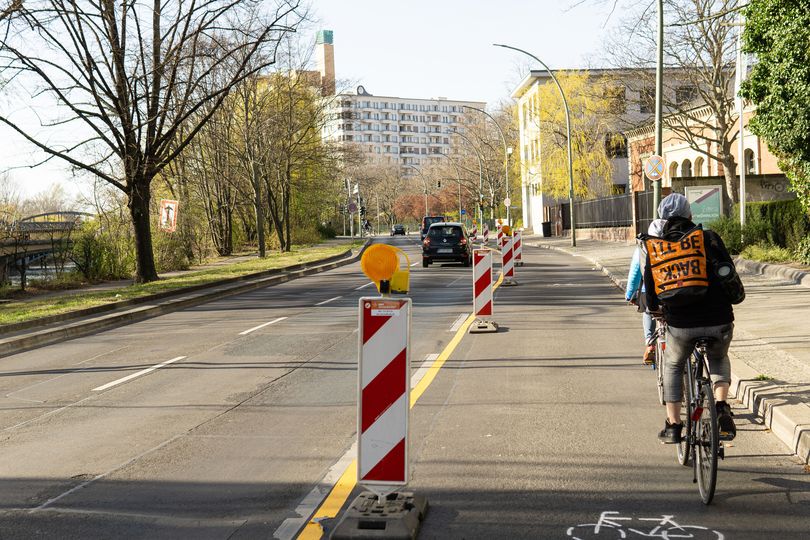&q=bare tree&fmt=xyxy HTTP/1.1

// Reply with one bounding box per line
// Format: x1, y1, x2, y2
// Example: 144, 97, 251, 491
0, 0, 303, 281
604, 0, 742, 211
